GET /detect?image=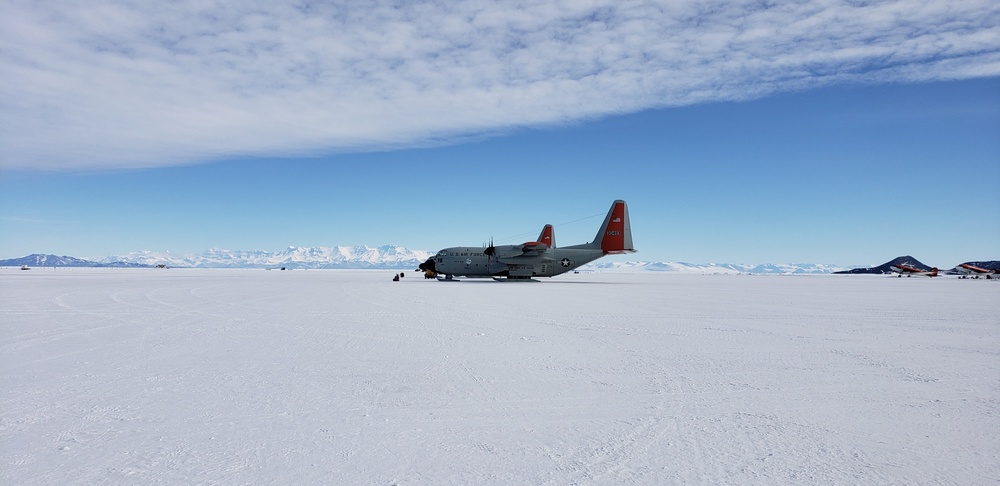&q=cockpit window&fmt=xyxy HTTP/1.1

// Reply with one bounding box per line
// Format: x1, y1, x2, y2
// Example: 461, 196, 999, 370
436, 250, 448, 257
